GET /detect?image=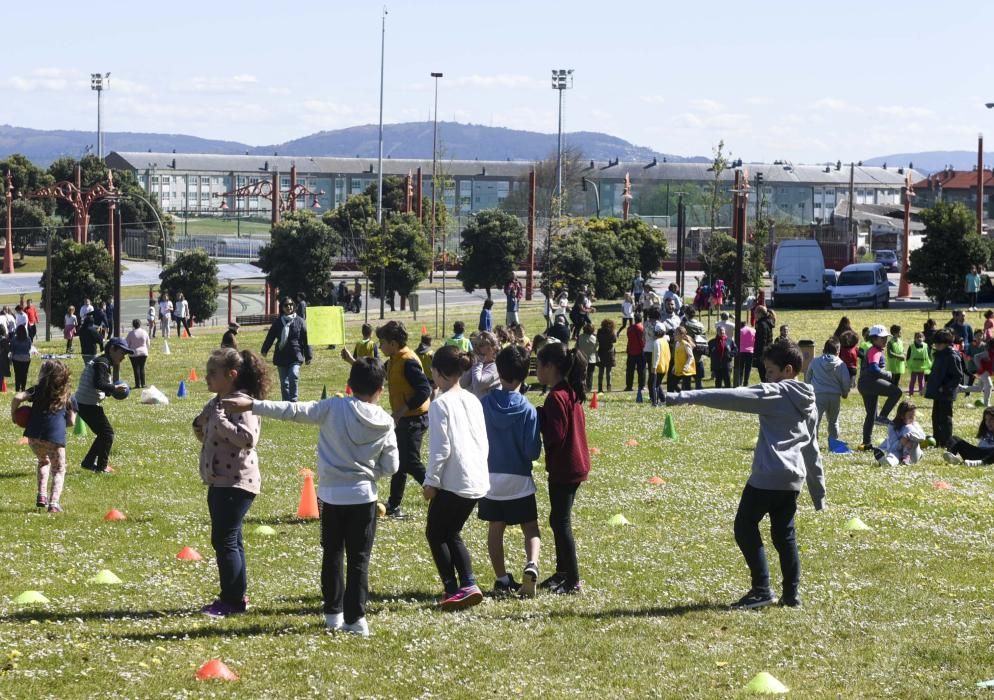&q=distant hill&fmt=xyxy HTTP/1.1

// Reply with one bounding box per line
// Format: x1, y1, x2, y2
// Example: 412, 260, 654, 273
0, 122, 706, 167
863, 151, 992, 174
